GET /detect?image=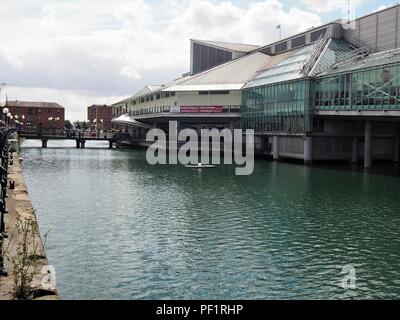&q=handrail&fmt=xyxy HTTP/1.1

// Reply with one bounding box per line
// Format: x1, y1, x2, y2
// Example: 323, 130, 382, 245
0, 127, 15, 276
301, 32, 331, 76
